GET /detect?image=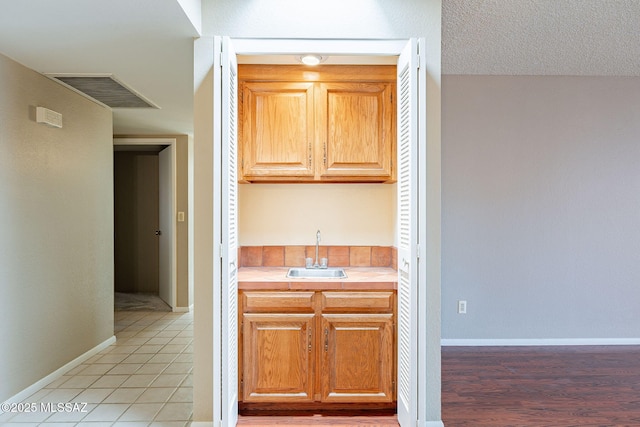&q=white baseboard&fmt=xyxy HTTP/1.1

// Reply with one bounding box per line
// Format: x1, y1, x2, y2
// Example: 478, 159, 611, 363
424, 421, 445, 427
3, 335, 116, 404
442, 338, 640, 346
173, 306, 190, 313
190, 422, 213, 427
